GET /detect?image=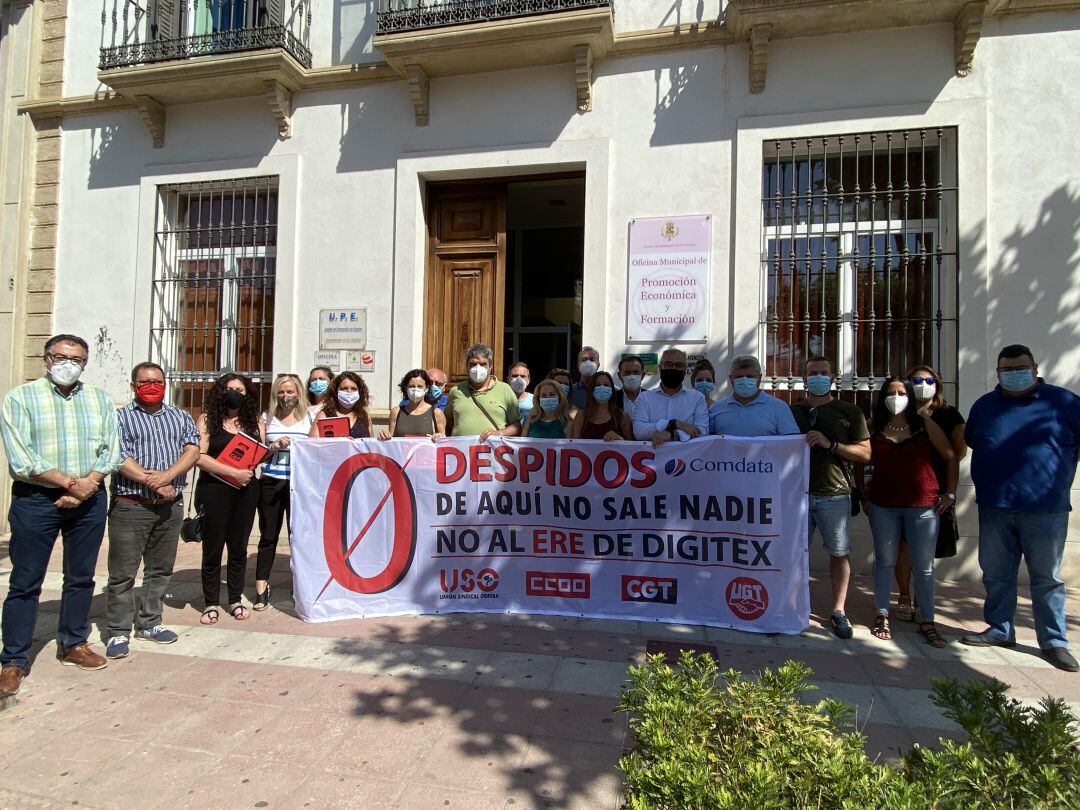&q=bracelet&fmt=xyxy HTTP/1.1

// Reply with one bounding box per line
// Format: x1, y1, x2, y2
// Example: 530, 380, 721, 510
829, 441, 838, 453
